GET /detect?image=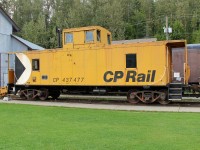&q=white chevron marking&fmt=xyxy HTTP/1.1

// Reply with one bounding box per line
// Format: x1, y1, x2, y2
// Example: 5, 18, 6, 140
16, 53, 31, 85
